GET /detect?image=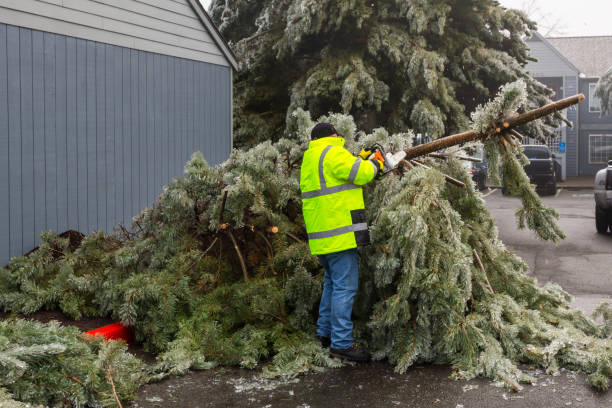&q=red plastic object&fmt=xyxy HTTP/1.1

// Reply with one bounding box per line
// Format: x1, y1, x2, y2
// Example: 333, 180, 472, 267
84, 322, 133, 342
